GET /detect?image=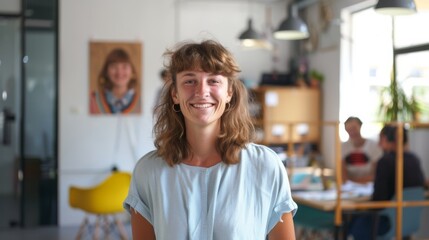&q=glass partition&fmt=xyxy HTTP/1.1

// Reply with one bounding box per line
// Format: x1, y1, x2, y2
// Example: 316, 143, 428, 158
0, 0, 58, 228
